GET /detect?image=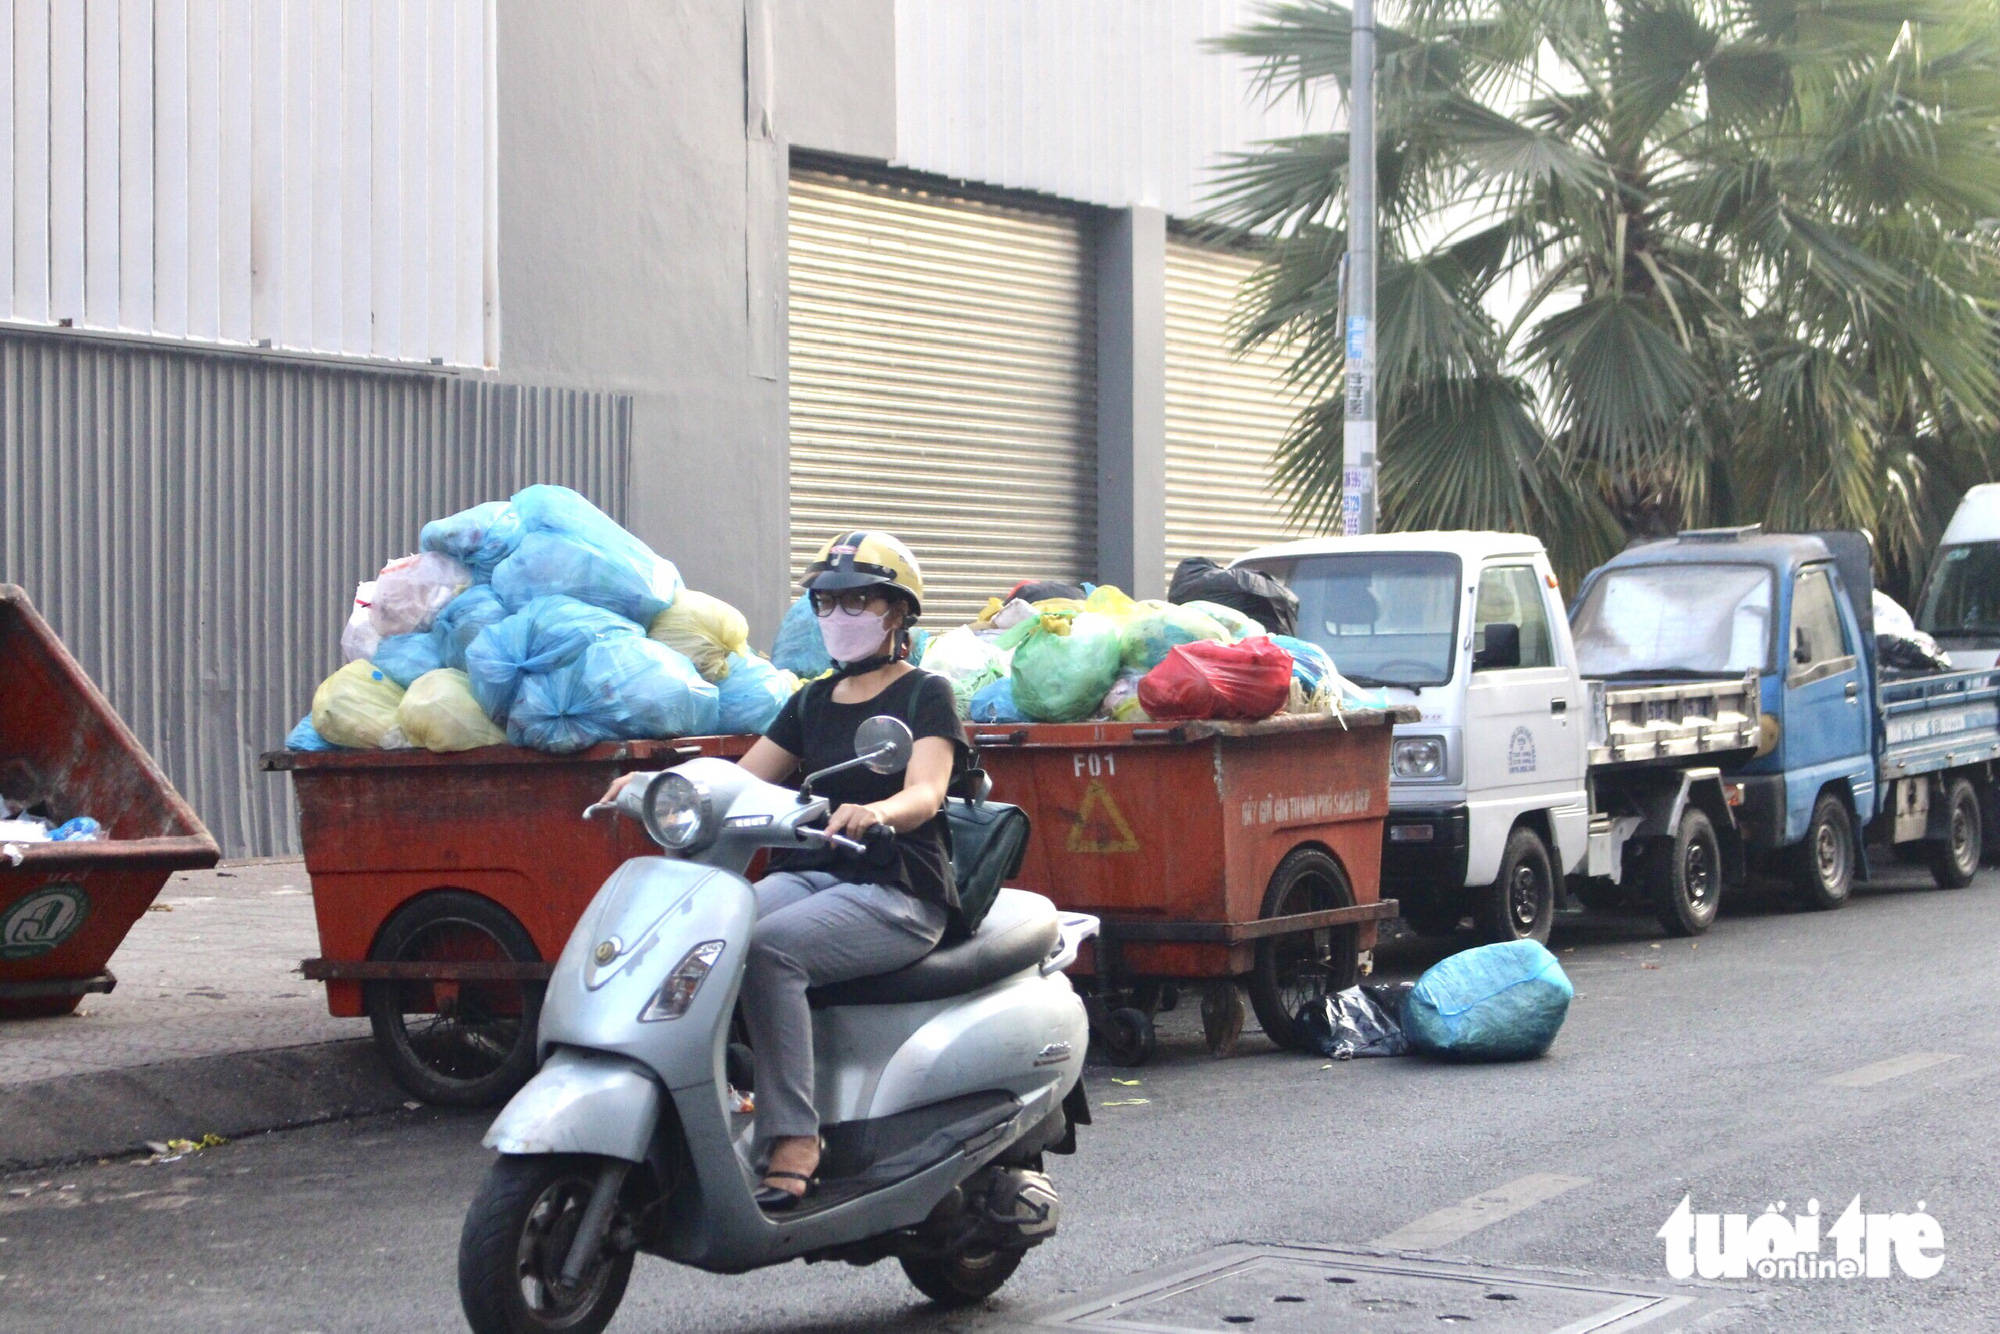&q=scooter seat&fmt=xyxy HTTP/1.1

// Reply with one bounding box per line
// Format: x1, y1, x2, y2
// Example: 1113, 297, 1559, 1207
808, 889, 1061, 1007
